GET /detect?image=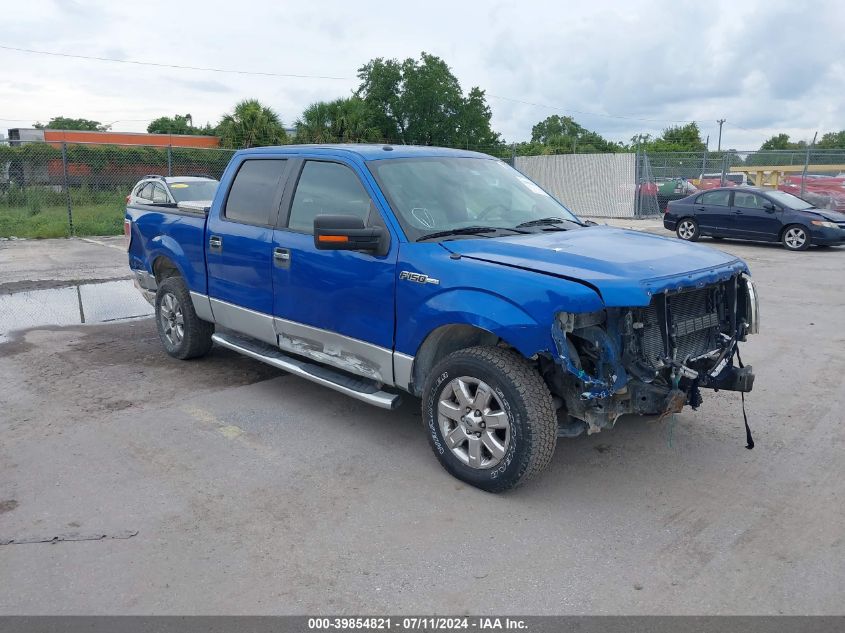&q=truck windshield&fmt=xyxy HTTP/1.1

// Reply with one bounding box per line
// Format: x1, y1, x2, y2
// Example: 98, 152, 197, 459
368, 157, 579, 241
168, 180, 219, 203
